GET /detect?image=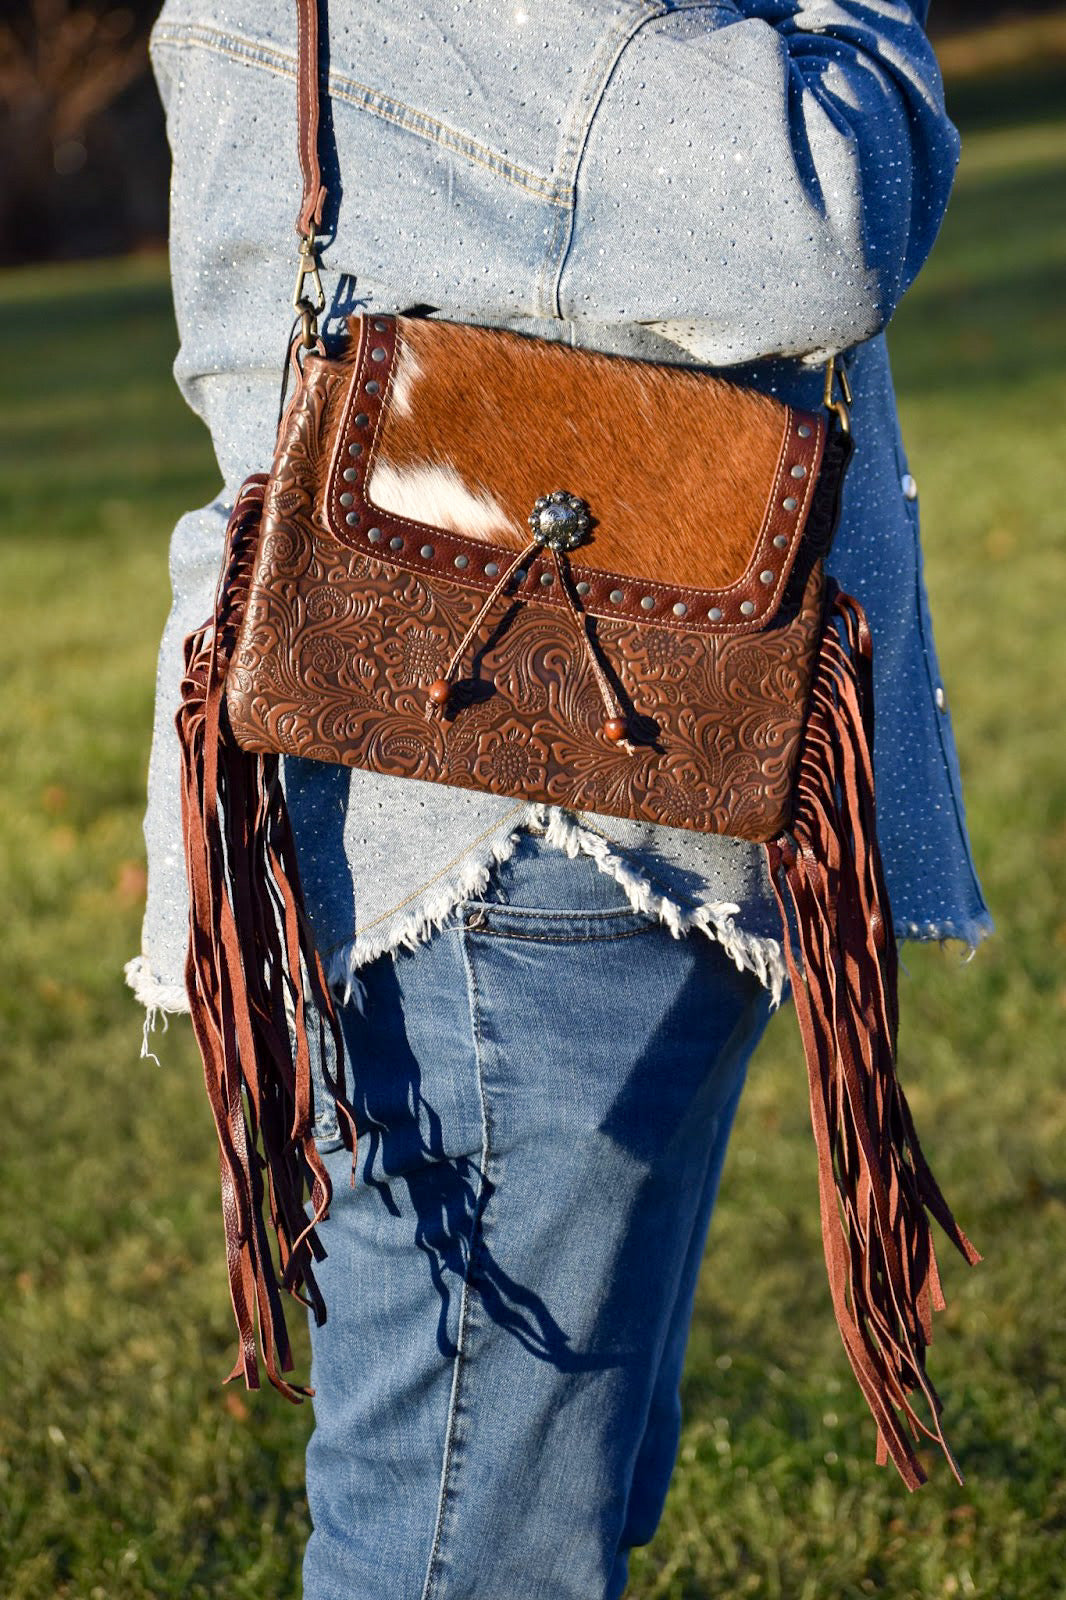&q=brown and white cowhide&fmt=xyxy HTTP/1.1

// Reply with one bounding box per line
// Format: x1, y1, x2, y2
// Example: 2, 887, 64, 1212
367, 316, 788, 590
